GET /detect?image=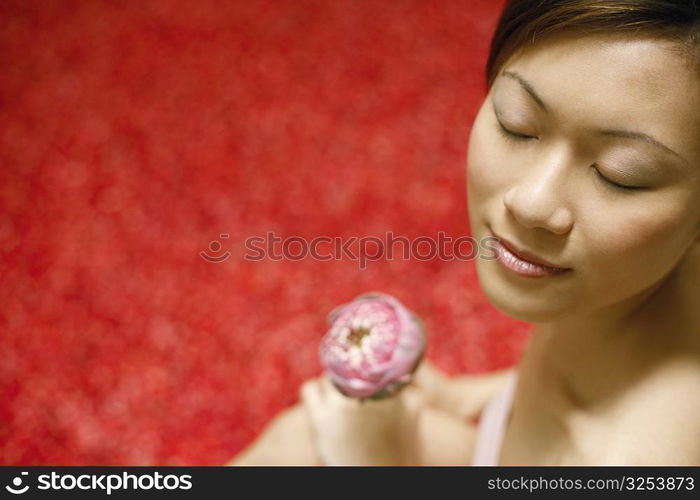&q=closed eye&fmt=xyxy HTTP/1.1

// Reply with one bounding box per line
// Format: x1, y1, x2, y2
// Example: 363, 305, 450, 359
495, 117, 537, 142
495, 114, 645, 192
591, 165, 644, 191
